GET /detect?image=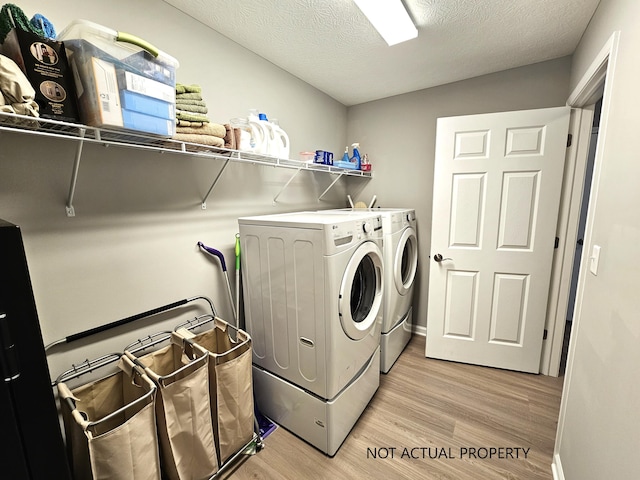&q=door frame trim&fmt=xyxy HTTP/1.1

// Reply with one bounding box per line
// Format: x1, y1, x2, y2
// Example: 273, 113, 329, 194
548, 29, 620, 479
541, 31, 620, 378
539, 106, 594, 376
